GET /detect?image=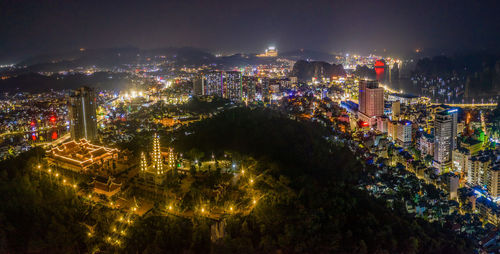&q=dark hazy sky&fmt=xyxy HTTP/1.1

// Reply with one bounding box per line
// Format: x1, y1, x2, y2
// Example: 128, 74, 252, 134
1, 0, 499, 61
